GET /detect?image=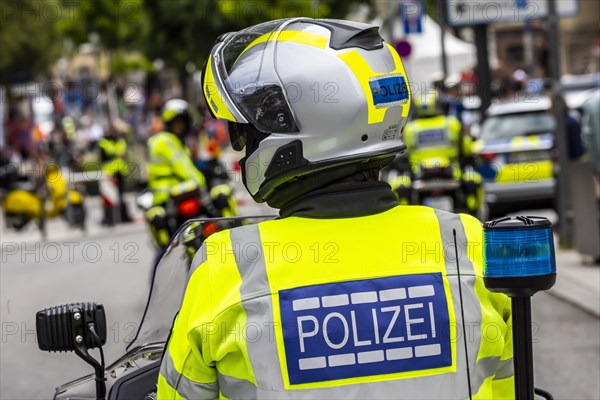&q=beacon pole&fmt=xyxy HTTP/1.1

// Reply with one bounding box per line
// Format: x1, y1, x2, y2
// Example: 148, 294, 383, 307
483, 216, 556, 400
